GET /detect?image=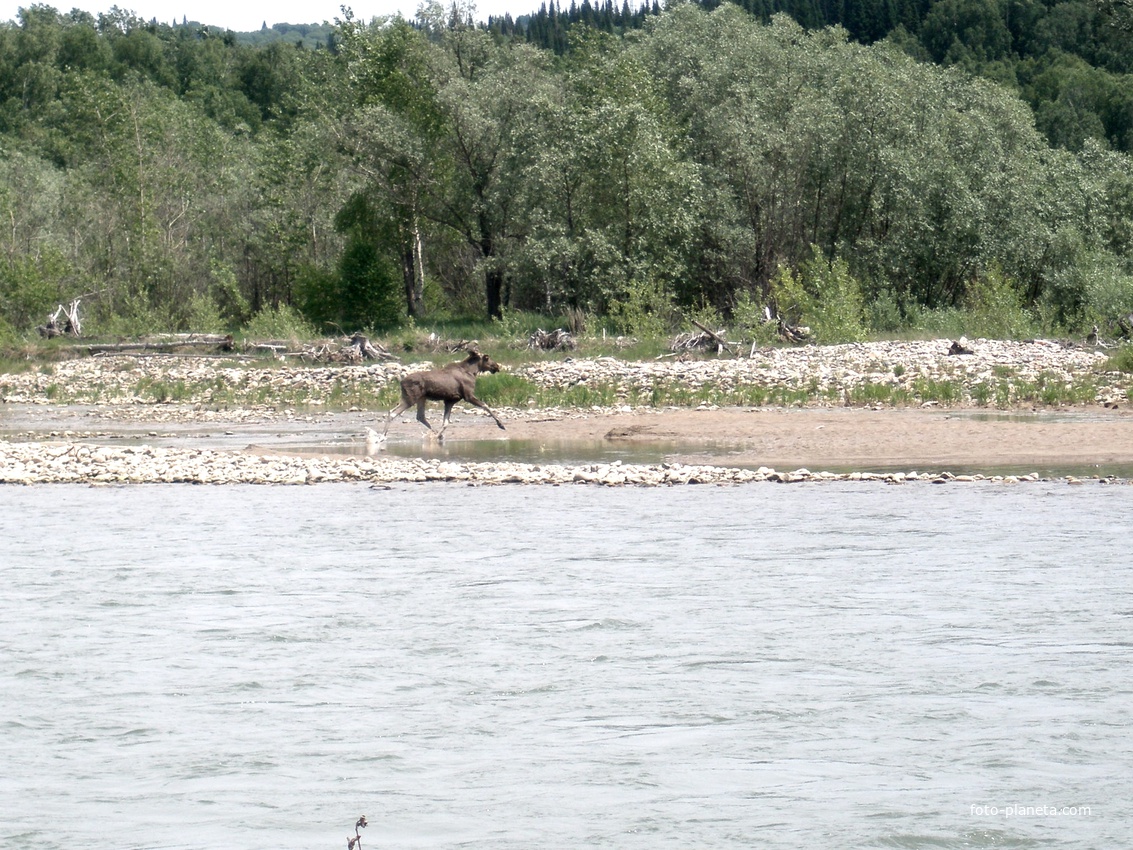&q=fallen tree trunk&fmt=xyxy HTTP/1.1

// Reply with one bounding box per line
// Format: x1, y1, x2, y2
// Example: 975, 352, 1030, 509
84, 334, 235, 355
